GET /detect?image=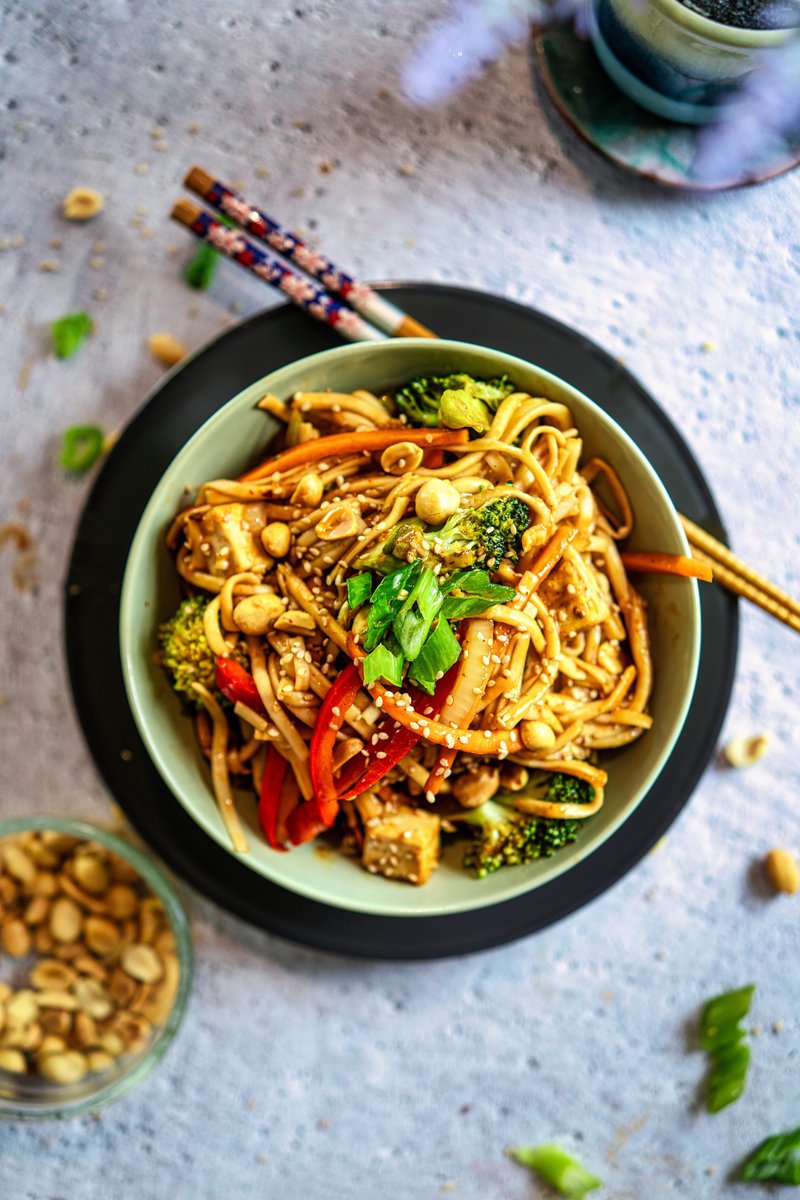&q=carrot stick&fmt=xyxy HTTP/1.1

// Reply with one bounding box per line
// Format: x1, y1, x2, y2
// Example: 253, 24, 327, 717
620, 552, 713, 583
239, 427, 469, 483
